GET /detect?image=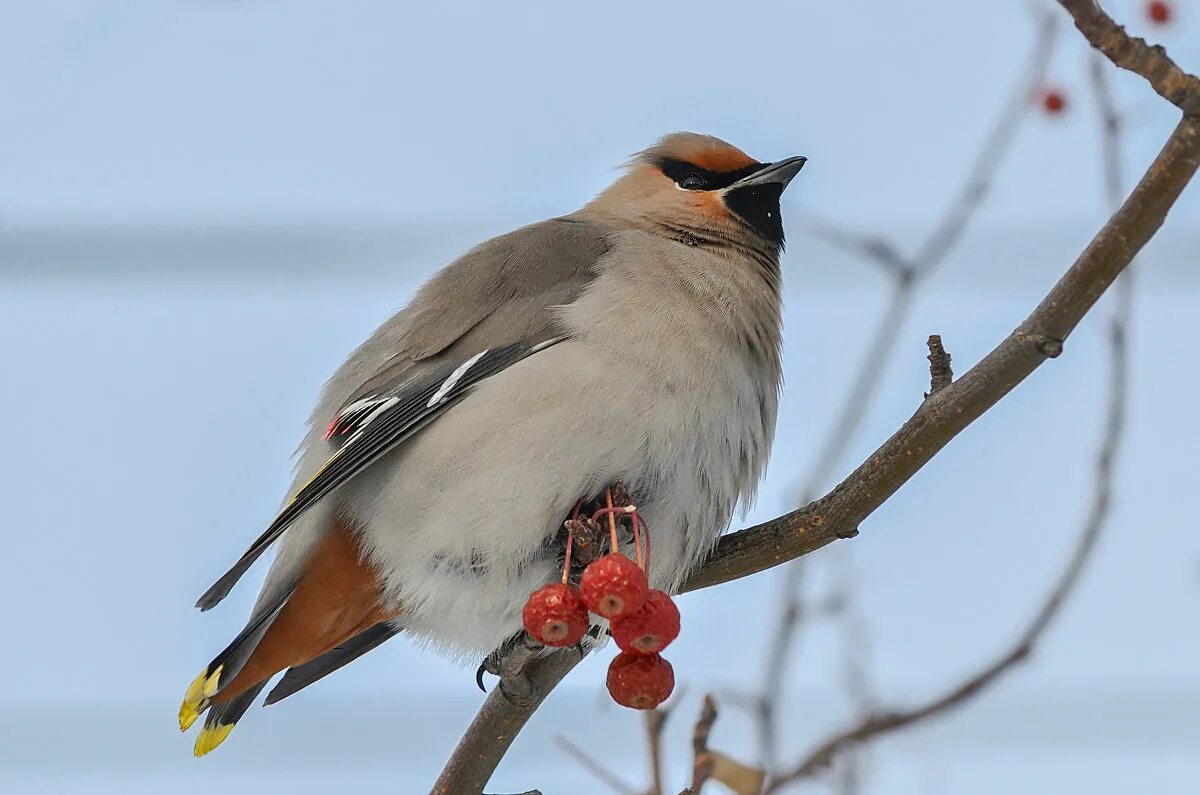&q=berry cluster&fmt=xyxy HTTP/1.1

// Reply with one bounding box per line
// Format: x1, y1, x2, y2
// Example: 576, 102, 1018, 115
521, 488, 680, 709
